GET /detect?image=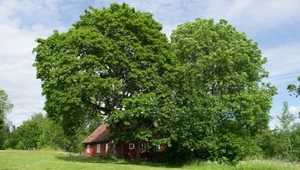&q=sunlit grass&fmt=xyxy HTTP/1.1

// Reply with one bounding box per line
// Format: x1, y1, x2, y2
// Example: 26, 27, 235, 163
0, 150, 179, 170
237, 159, 300, 170
0, 150, 300, 170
